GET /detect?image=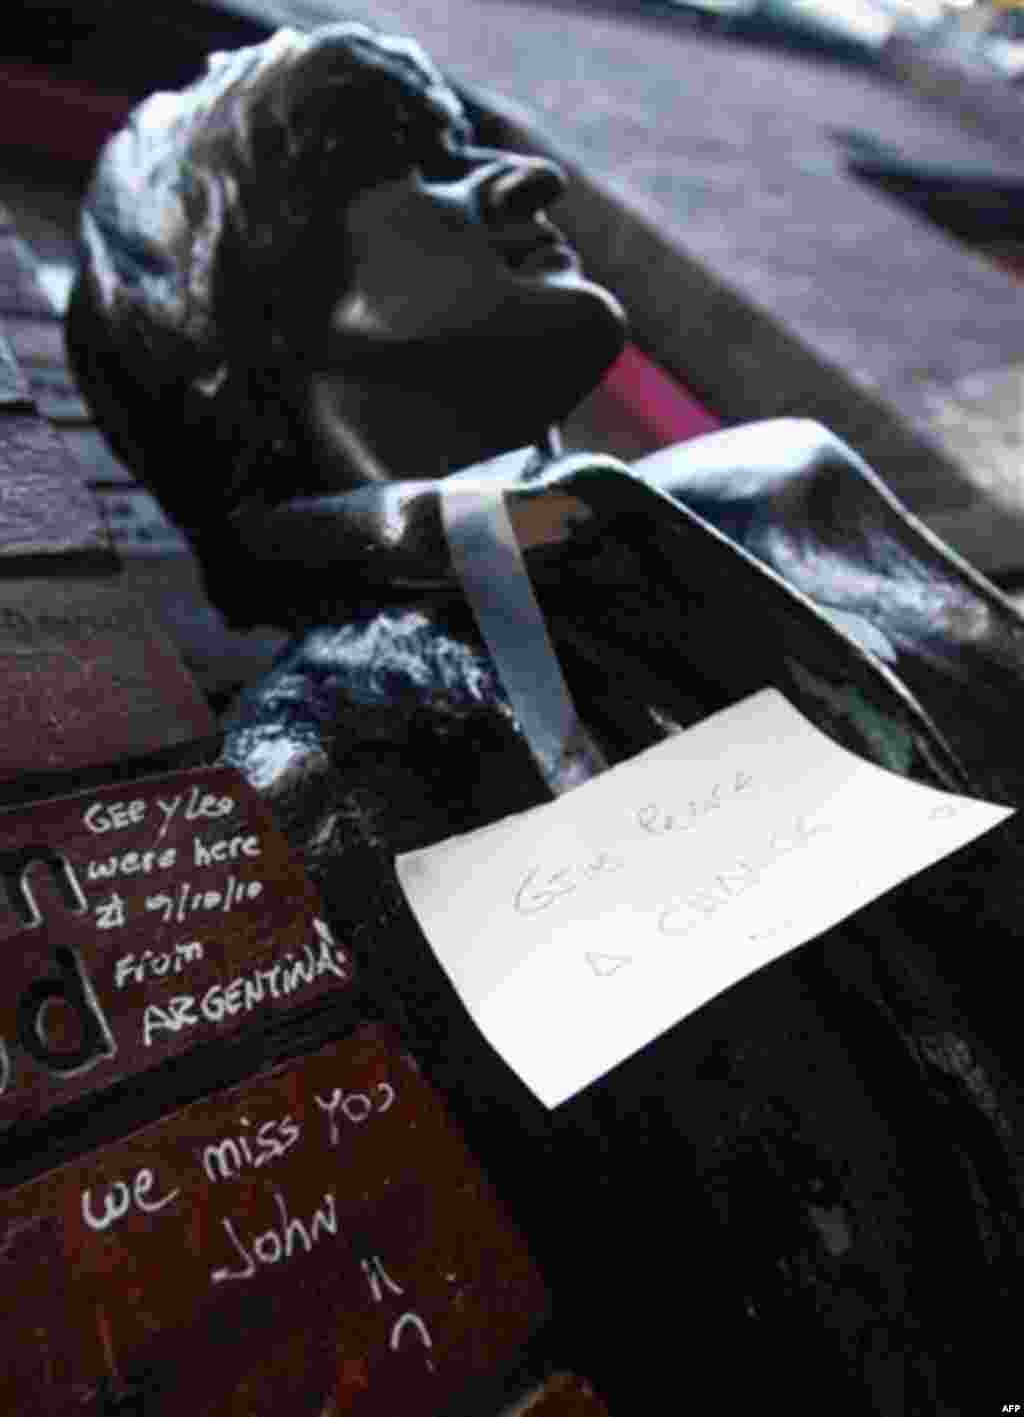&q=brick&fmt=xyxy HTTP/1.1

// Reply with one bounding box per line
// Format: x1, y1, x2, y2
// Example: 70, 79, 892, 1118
0, 1023, 548, 1416
0, 315, 91, 421
0, 764, 351, 1136
0, 232, 53, 319
22, 361, 92, 423
0, 577, 216, 798
60, 423, 134, 484
95, 485, 190, 554
0, 413, 112, 567
0, 328, 33, 410
0, 312, 65, 368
